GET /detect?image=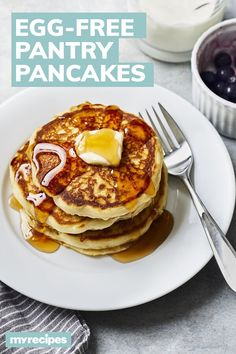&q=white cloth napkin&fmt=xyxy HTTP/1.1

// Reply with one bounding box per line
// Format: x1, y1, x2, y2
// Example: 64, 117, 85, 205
0, 281, 90, 353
